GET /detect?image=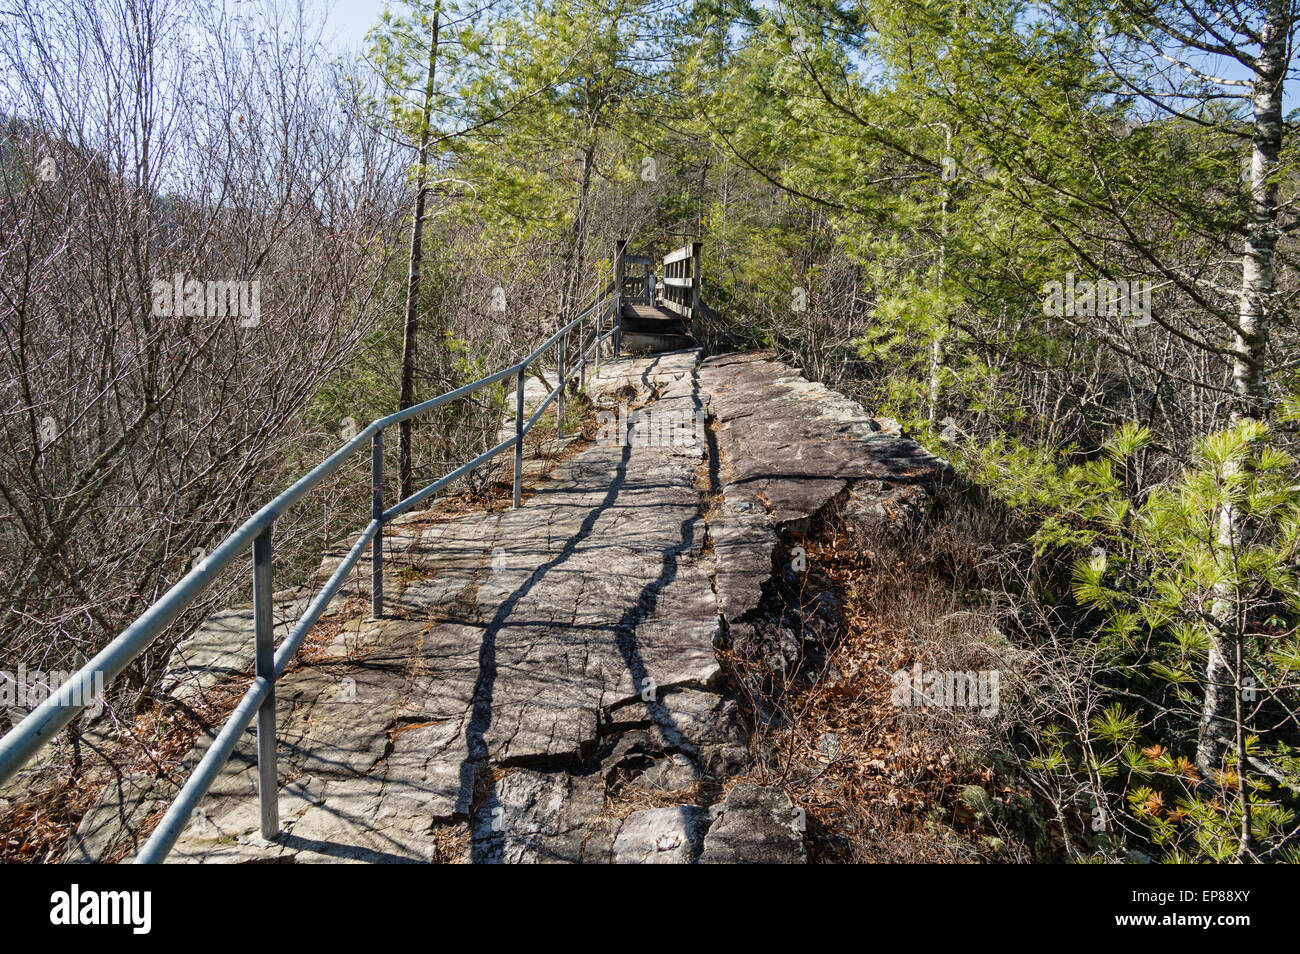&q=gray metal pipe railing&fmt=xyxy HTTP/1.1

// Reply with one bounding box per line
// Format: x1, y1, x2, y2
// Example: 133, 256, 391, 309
0, 287, 621, 864
135, 517, 381, 863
